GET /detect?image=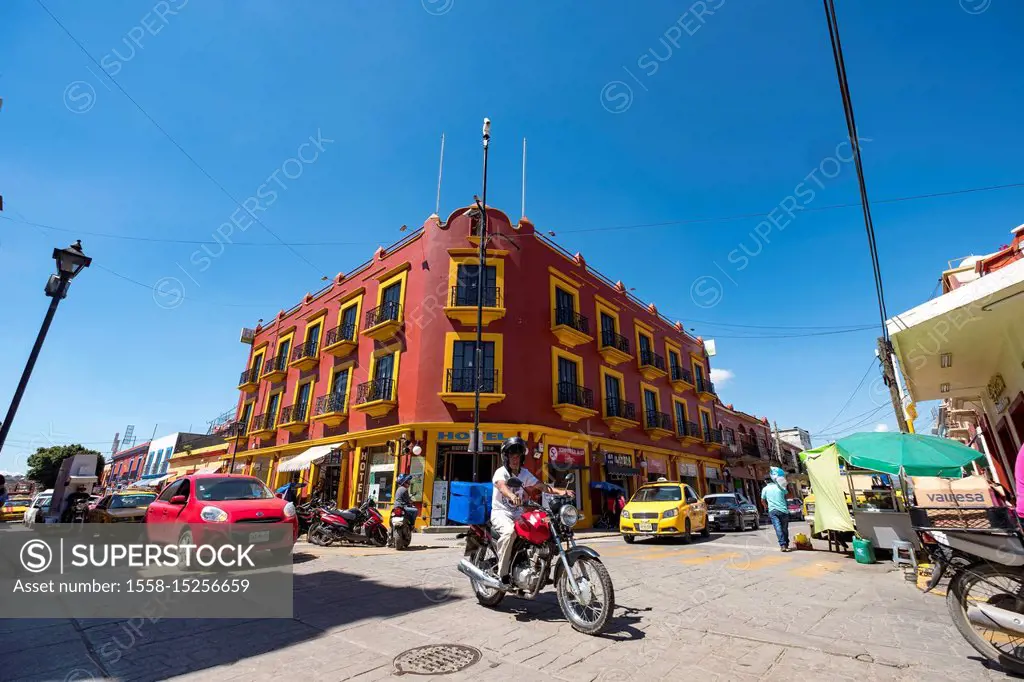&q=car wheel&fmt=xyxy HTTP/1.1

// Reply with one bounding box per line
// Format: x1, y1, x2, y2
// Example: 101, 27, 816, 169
623, 534, 635, 544
699, 516, 710, 538
176, 528, 195, 571
680, 519, 692, 544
